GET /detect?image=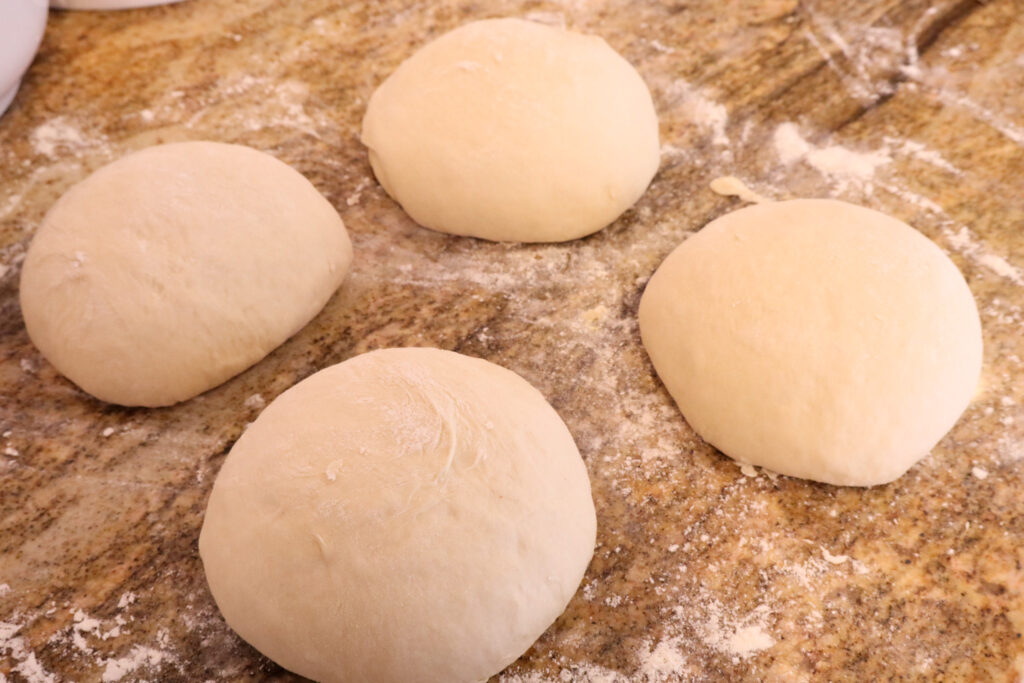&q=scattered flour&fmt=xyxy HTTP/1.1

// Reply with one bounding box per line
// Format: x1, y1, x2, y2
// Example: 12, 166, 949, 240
873, 179, 943, 213
698, 602, 775, 658
976, 254, 1024, 286
345, 177, 372, 207
101, 645, 172, 682
648, 38, 674, 54
1, 597, 179, 682
243, 393, 266, 410
996, 435, 1024, 464
919, 84, 1024, 147
0, 193, 23, 220
31, 117, 88, 158
943, 226, 1024, 286
971, 466, 989, 480
883, 137, 960, 175
3, 8, 1019, 682
1, 619, 58, 683
184, 76, 320, 138
773, 122, 891, 191
665, 81, 730, 148
801, 5, 958, 107
684, 93, 728, 147
638, 639, 692, 680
